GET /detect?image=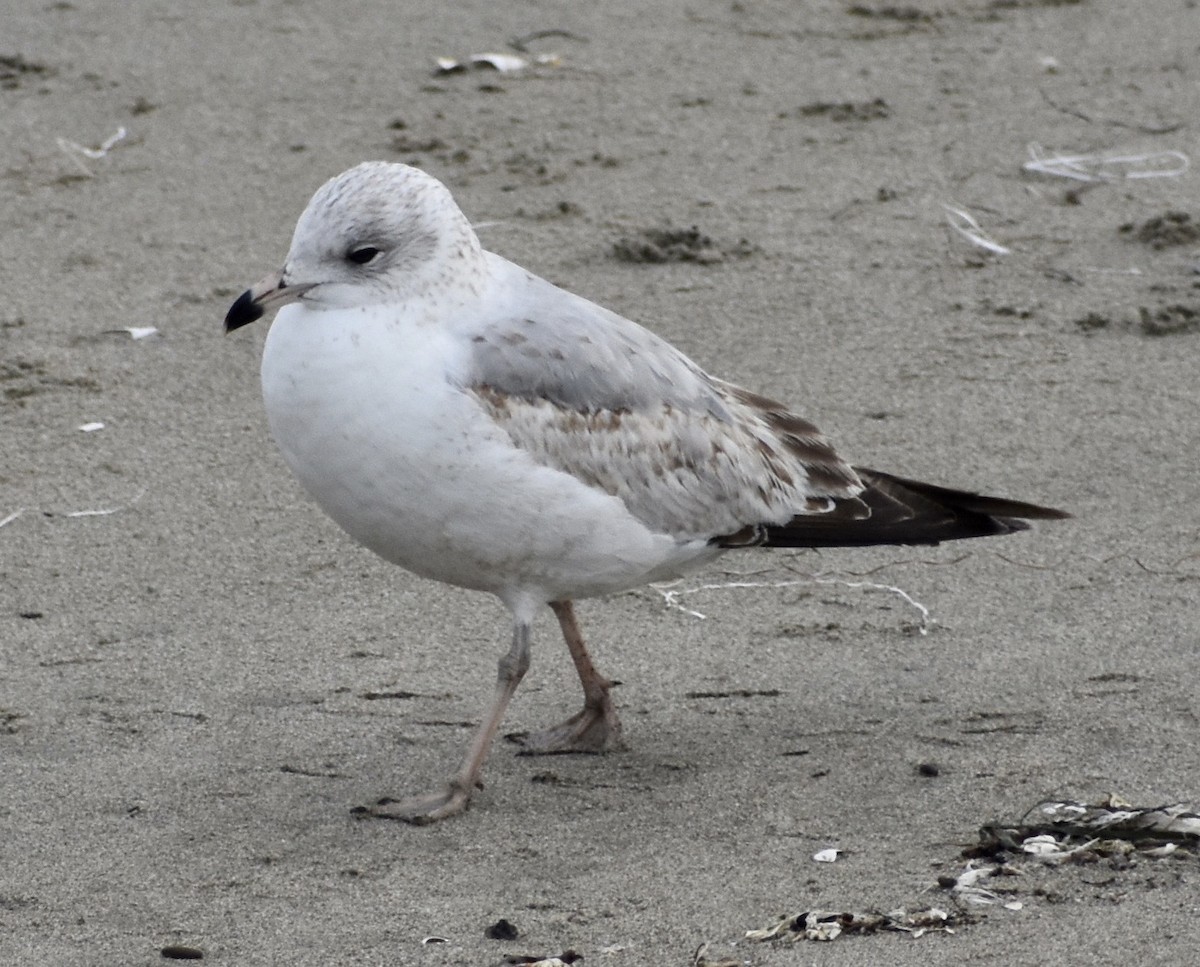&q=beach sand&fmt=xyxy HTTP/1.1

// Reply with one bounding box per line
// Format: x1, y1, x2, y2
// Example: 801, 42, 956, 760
2, 1, 1197, 963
